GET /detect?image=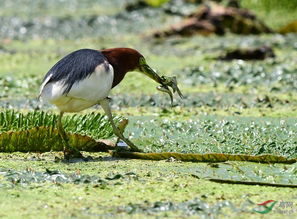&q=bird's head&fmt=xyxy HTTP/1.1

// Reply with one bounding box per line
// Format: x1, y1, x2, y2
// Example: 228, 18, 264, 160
102, 48, 183, 105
